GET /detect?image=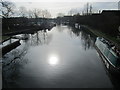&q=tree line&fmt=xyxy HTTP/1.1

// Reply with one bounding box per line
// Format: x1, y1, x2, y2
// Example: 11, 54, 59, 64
0, 0, 52, 34
0, 0, 51, 18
